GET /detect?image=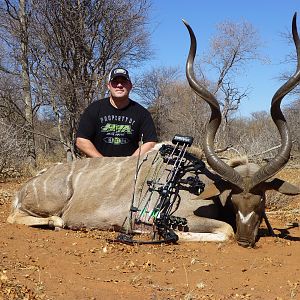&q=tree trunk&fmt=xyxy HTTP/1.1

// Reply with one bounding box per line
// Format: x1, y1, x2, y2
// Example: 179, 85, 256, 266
19, 0, 36, 167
